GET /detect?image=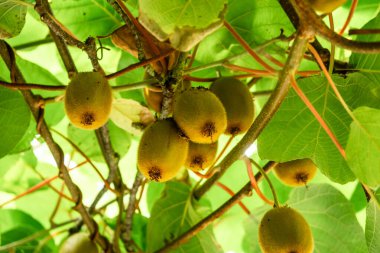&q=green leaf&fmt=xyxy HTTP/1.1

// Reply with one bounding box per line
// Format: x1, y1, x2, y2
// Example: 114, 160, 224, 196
0, 209, 56, 252
0, 86, 30, 159
346, 107, 380, 187
50, 0, 123, 40
10, 117, 36, 154
146, 181, 222, 253
350, 13, 380, 70
366, 200, 380, 253
67, 121, 131, 162
0, 0, 27, 39
288, 184, 368, 253
16, 56, 65, 126
139, 0, 226, 51
258, 75, 354, 183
